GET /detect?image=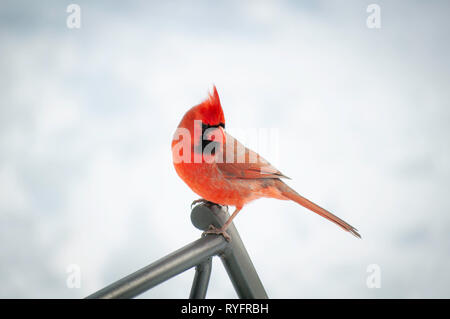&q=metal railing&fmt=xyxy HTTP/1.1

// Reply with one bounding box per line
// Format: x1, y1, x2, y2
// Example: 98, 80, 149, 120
86, 203, 268, 299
